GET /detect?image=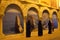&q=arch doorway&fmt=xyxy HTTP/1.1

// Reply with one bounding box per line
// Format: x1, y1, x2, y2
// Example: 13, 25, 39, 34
3, 4, 24, 35
52, 12, 58, 28
42, 10, 49, 30
27, 7, 39, 32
